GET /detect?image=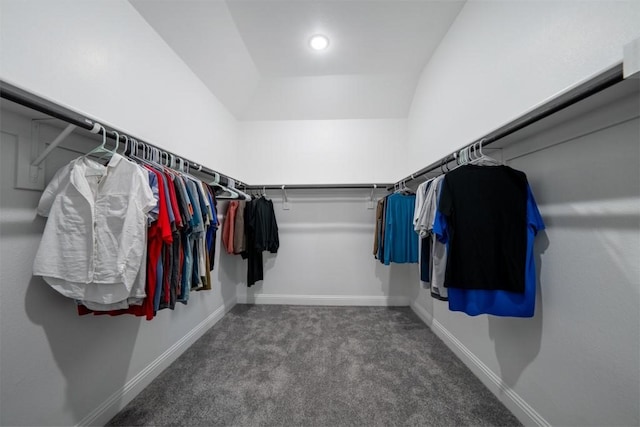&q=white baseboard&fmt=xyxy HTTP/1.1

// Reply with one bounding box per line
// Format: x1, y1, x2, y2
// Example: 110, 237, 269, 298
410, 302, 550, 427
237, 293, 409, 306
76, 297, 237, 427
